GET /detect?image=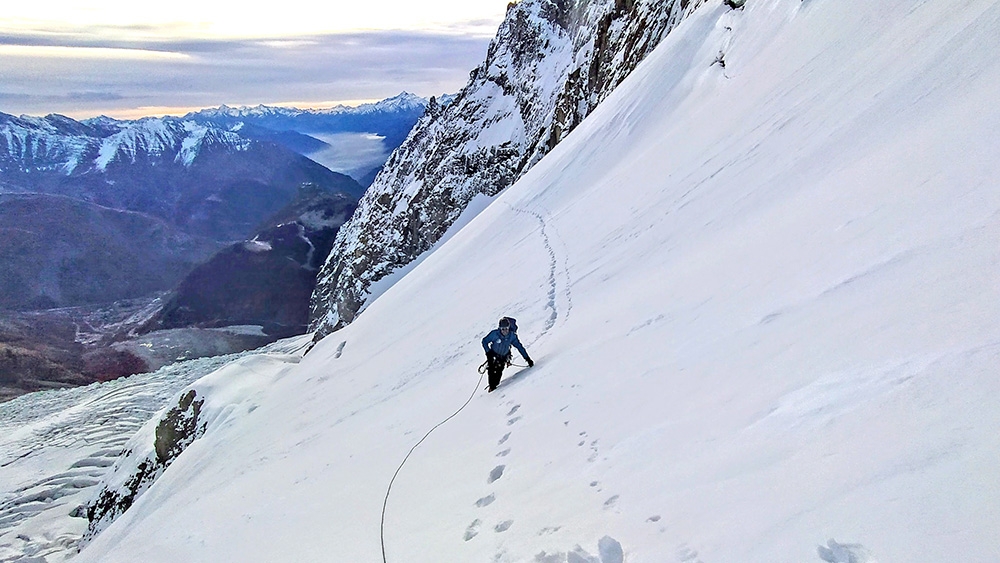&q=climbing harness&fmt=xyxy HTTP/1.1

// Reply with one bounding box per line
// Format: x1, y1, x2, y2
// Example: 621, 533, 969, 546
477, 356, 528, 374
